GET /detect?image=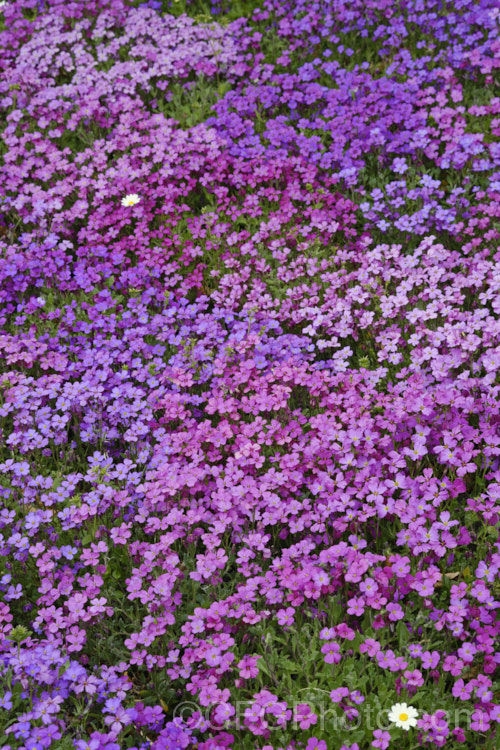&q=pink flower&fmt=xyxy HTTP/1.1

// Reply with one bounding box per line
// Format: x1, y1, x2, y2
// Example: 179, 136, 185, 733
471, 710, 490, 732
404, 669, 424, 687
347, 596, 365, 616
360, 578, 378, 595
360, 638, 381, 656
293, 704, 317, 730
237, 655, 260, 679
321, 641, 341, 664
269, 701, 291, 726
457, 642, 477, 663
330, 687, 349, 703
387, 602, 404, 621
213, 702, 235, 724
452, 679, 473, 700
205, 647, 222, 666
276, 607, 295, 626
